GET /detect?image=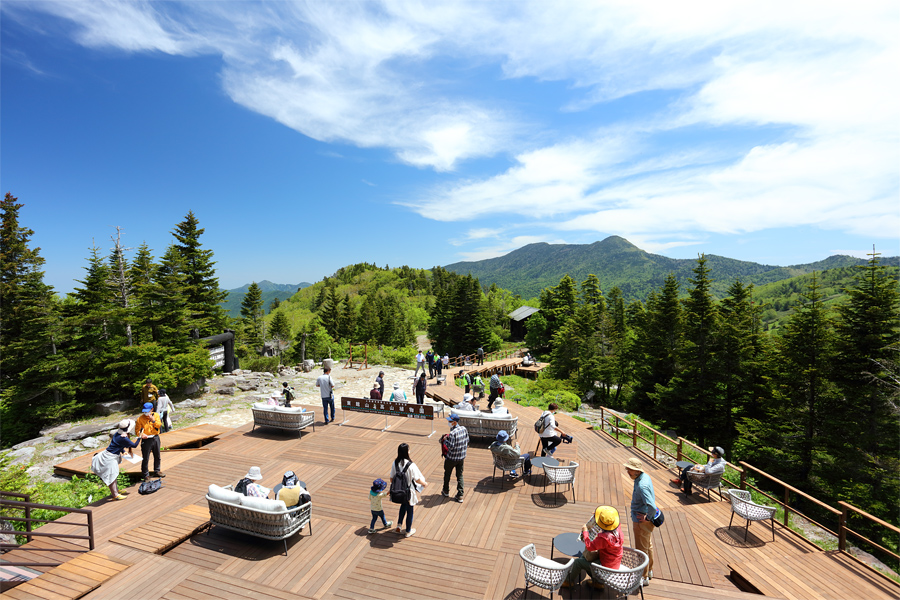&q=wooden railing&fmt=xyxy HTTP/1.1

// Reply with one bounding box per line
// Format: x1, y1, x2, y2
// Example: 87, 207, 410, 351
448, 347, 523, 367
592, 407, 899, 576
0, 491, 95, 568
